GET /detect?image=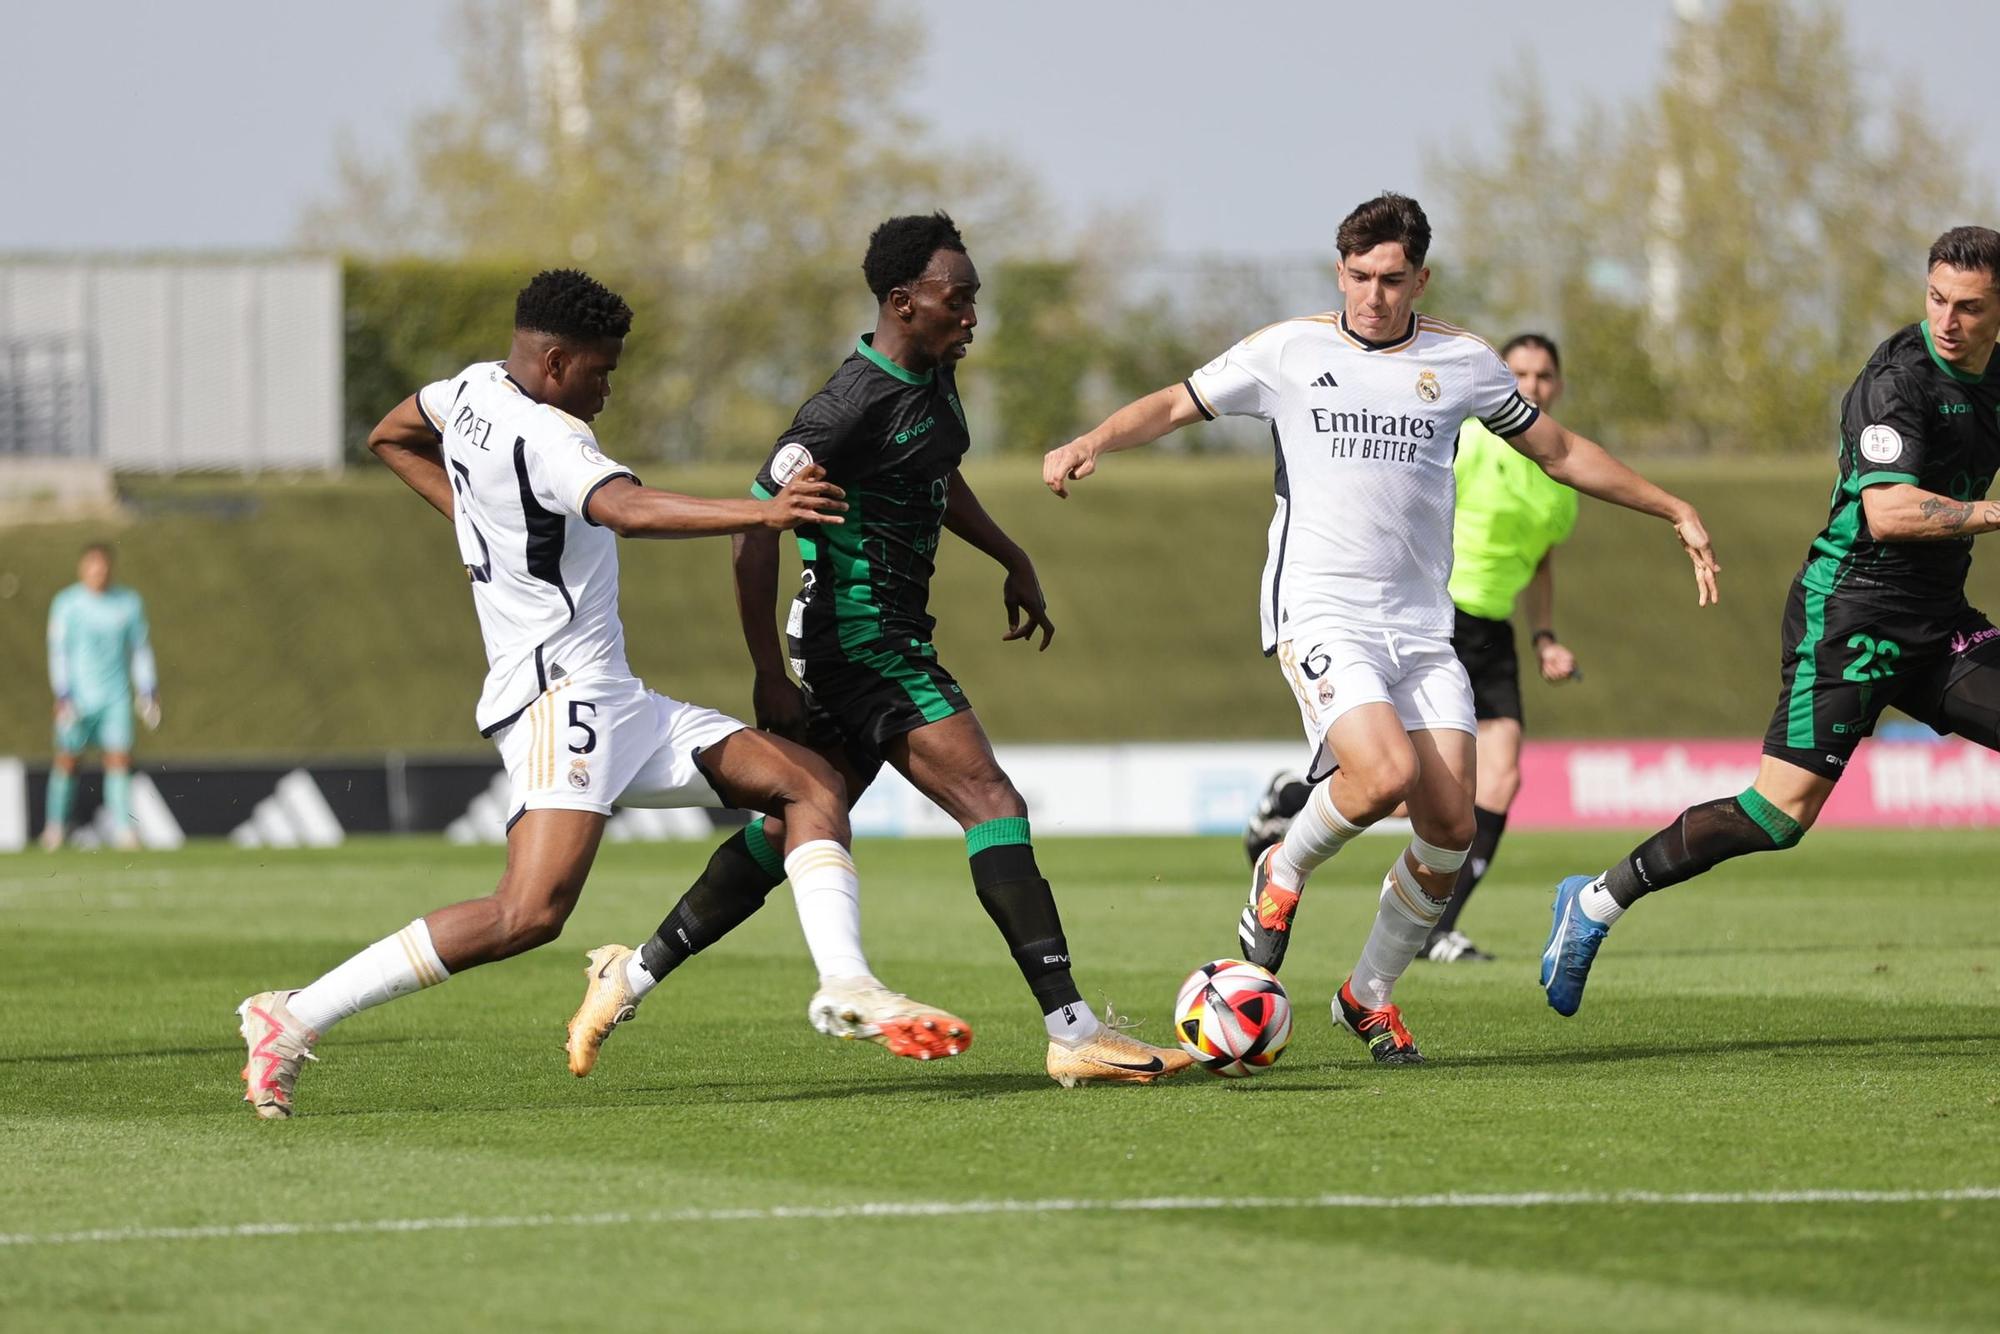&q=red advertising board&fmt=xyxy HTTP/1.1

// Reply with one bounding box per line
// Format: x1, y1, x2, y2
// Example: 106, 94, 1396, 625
1511, 739, 2000, 828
